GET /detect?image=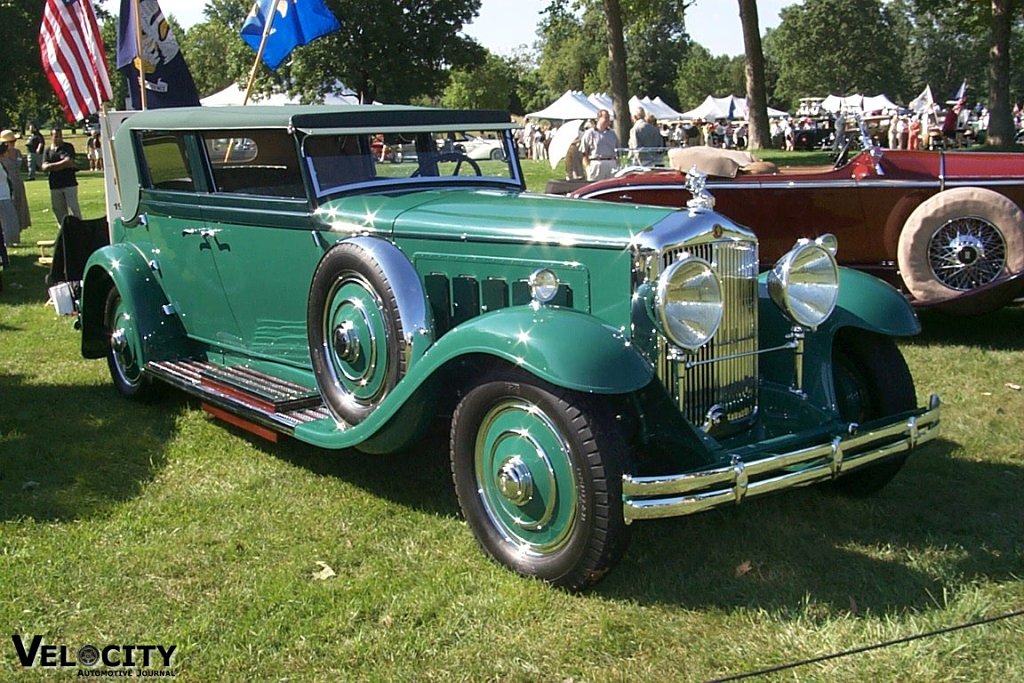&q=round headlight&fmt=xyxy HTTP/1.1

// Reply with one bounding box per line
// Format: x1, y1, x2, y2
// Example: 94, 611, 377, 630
655, 256, 723, 350
529, 268, 560, 304
768, 241, 839, 329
